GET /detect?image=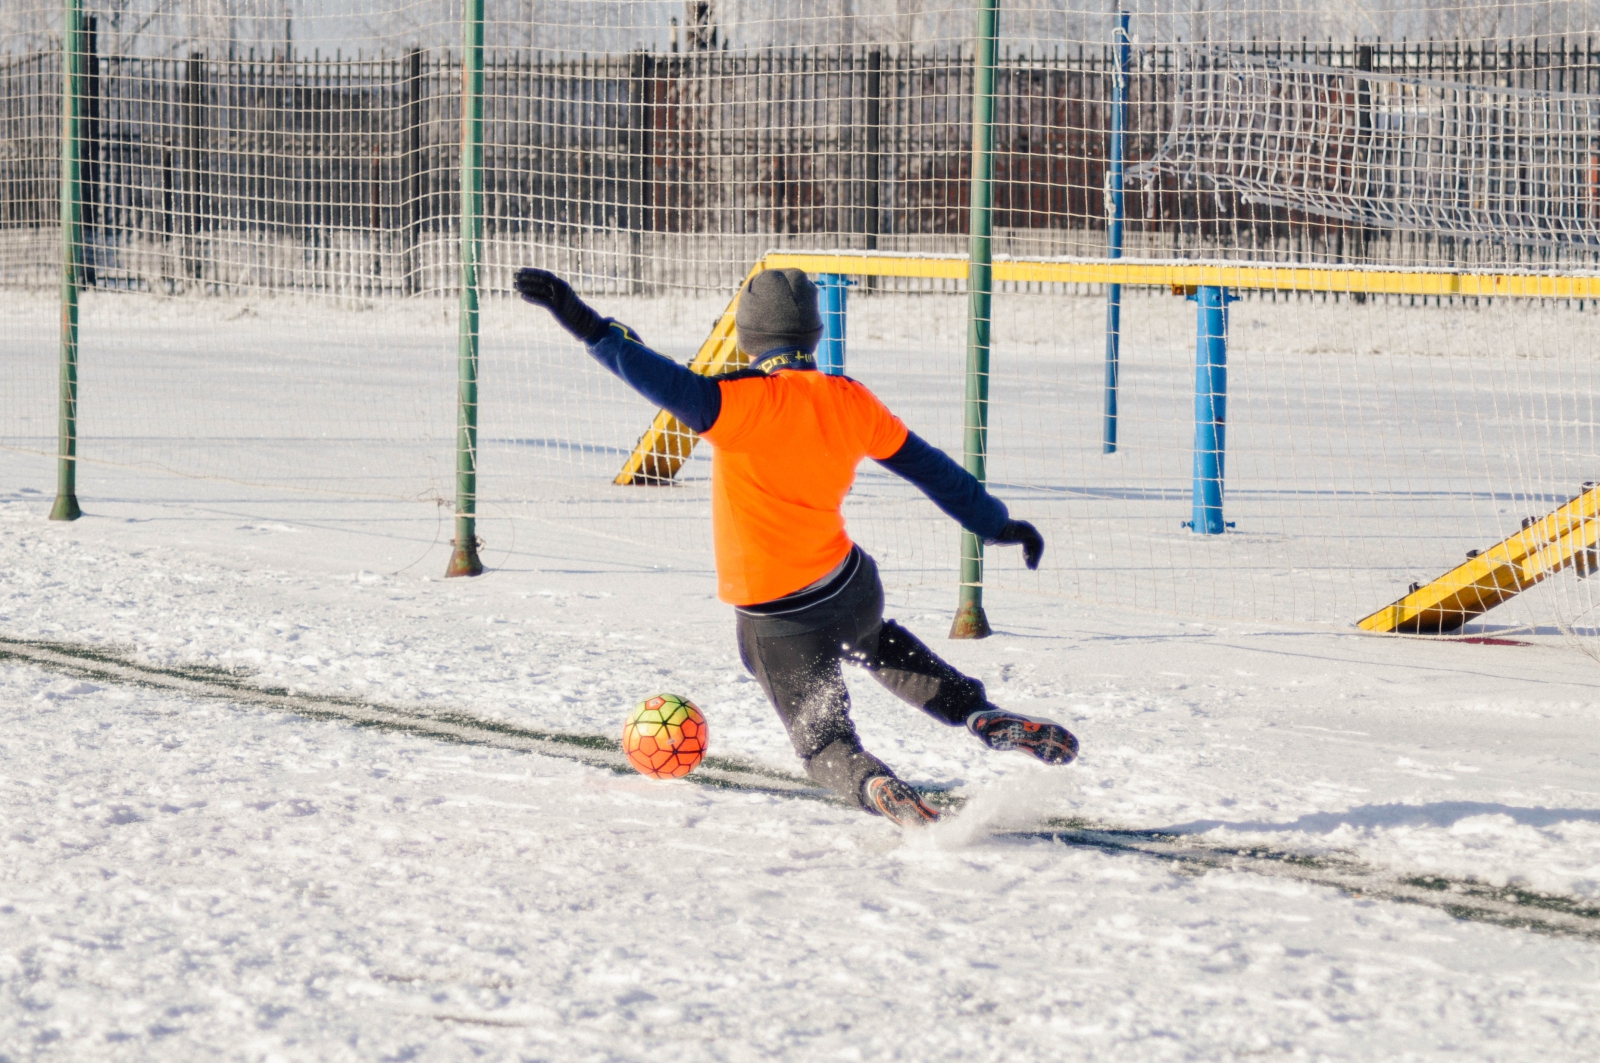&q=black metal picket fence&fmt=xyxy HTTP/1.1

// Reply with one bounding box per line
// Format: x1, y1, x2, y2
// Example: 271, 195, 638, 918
6, 34, 1600, 295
